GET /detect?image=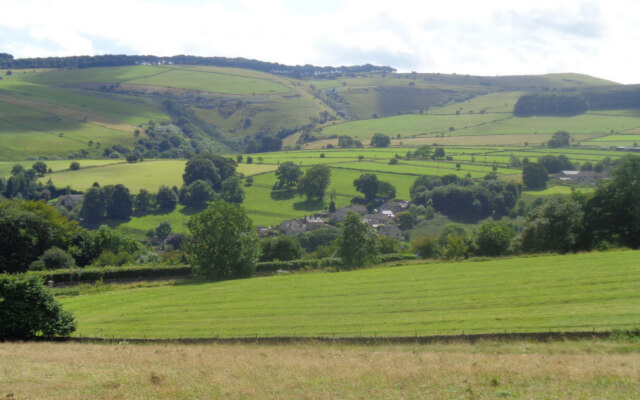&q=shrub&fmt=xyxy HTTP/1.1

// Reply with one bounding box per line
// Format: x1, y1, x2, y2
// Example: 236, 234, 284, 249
29, 247, 76, 270
69, 161, 80, 170
0, 274, 76, 339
